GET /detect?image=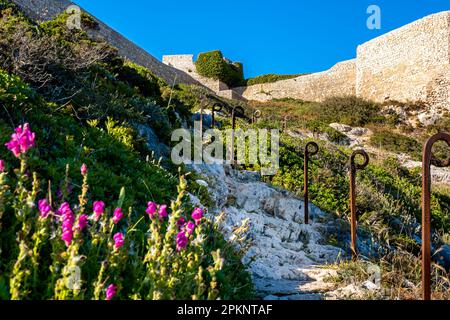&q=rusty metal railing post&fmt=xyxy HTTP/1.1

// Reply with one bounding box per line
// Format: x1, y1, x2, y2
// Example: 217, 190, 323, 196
211, 105, 222, 129
231, 106, 244, 131
421, 132, 450, 301
229, 106, 245, 166
349, 149, 369, 260
199, 104, 204, 134
304, 141, 319, 225
282, 115, 290, 132
252, 110, 262, 124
